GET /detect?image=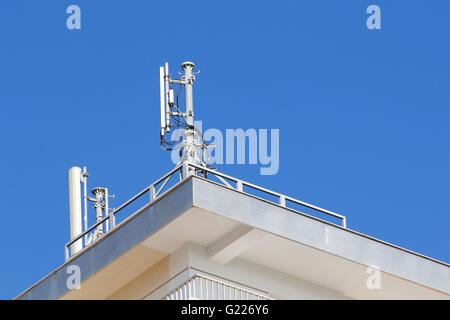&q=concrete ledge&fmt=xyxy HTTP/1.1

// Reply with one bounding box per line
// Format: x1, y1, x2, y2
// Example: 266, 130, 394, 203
16, 178, 194, 300
191, 177, 450, 294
